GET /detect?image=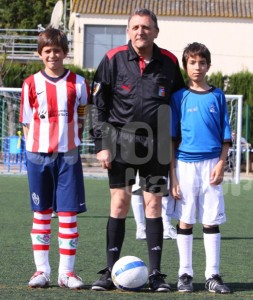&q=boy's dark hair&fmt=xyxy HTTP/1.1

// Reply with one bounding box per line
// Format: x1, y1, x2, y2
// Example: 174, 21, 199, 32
182, 42, 211, 69
128, 8, 159, 30
37, 26, 69, 55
